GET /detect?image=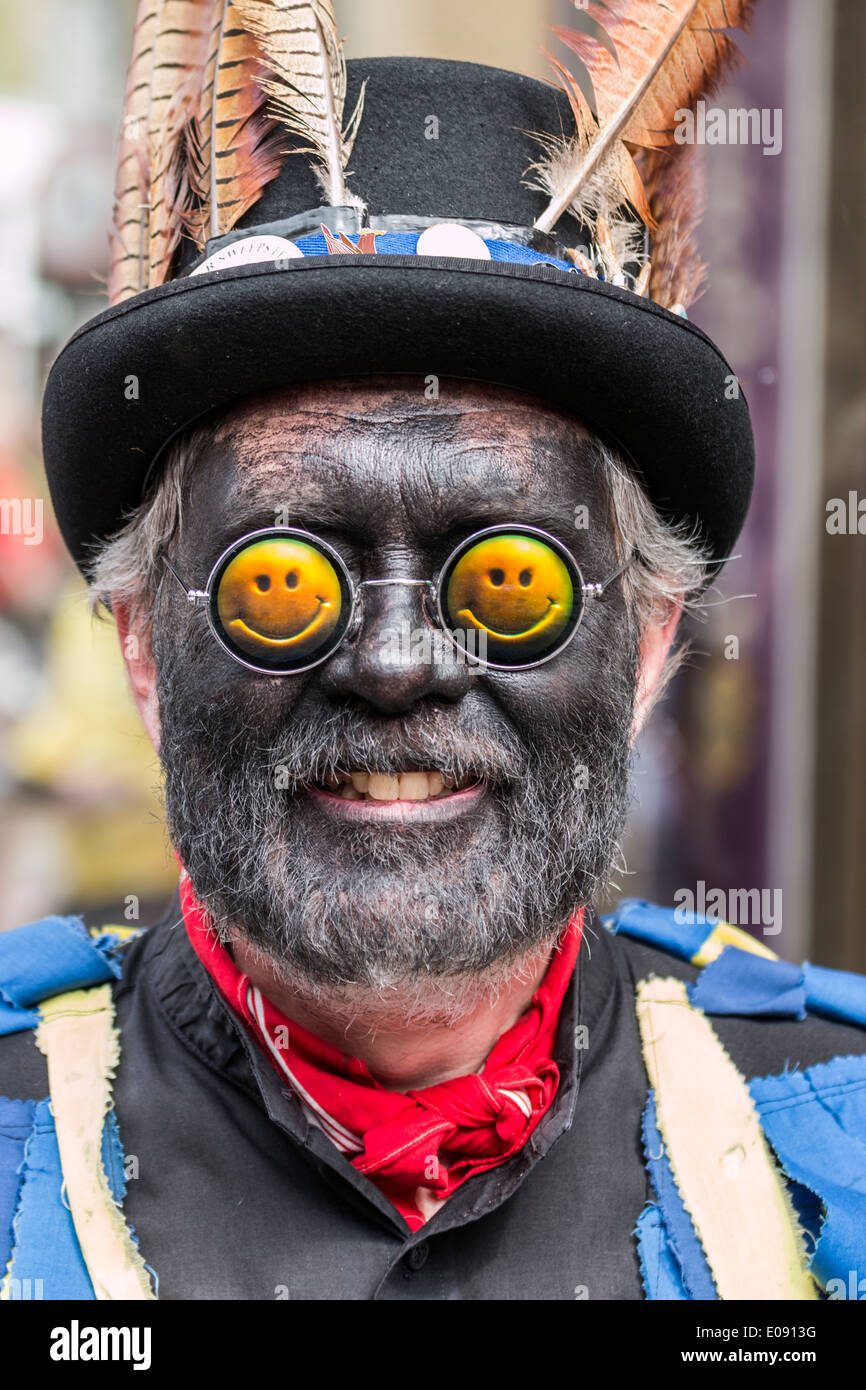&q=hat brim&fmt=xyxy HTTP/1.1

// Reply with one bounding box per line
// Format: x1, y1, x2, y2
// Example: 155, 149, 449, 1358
41, 254, 754, 572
